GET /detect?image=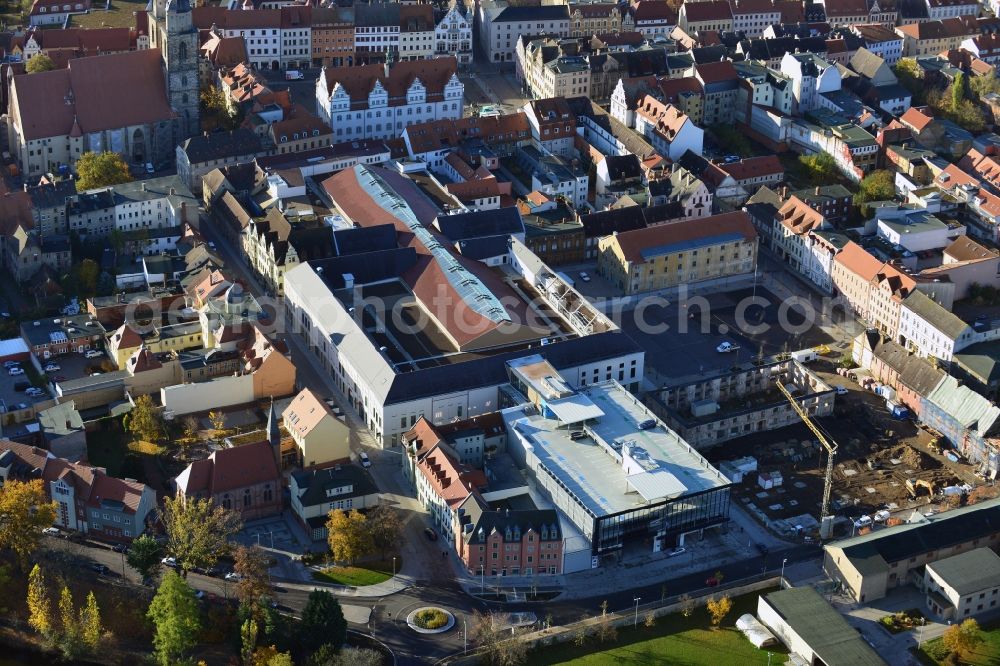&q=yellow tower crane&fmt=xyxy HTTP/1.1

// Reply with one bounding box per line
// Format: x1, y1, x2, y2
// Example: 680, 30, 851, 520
775, 379, 838, 524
